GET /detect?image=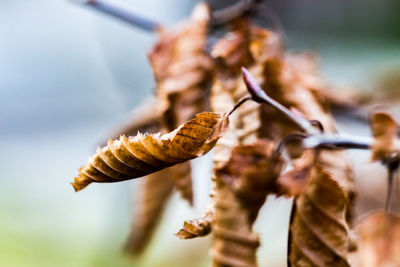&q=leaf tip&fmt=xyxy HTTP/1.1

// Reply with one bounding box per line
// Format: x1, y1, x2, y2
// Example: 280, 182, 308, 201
71, 174, 92, 192
175, 229, 195, 240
